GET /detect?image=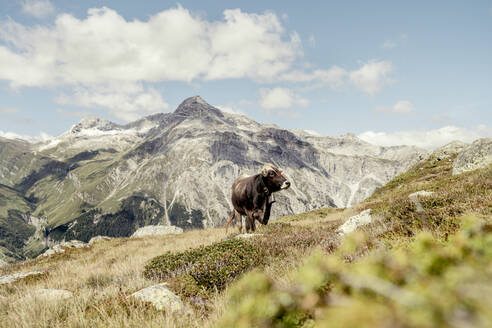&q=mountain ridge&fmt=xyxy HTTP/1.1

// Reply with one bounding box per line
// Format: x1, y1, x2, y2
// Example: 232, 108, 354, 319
0, 96, 429, 261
